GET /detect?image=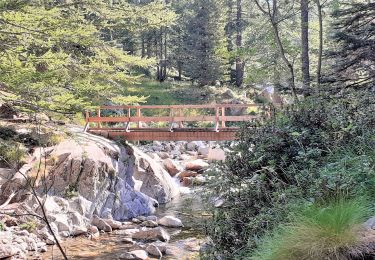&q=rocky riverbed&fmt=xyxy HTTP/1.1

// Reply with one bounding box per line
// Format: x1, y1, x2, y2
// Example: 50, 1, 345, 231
0, 127, 224, 259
